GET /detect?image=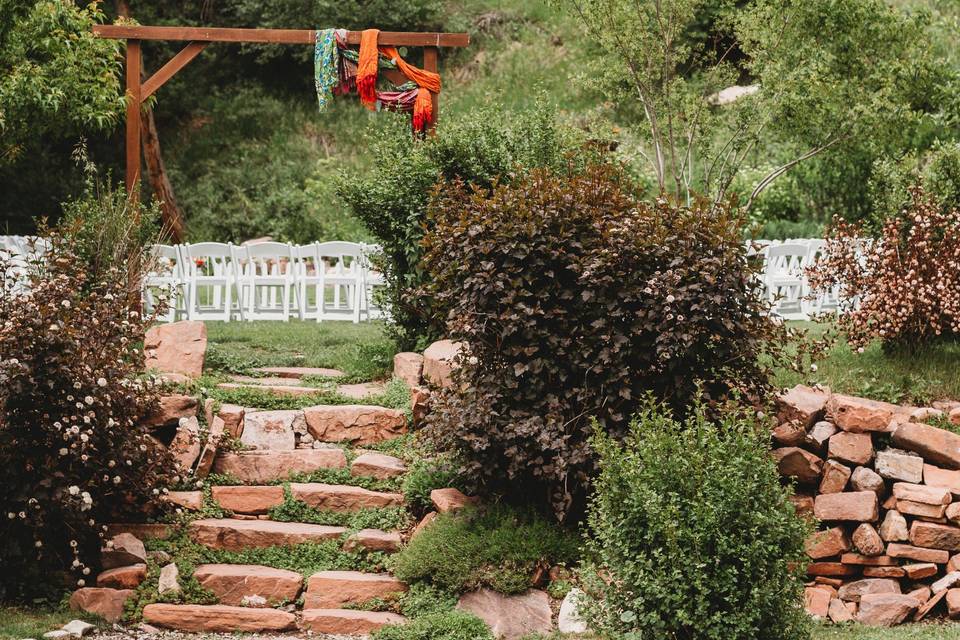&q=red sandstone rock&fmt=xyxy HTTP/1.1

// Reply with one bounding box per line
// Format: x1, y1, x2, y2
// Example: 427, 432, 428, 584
169, 416, 202, 472
145, 321, 207, 379
789, 494, 815, 517
344, 529, 403, 553
875, 448, 924, 483
805, 527, 852, 560
193, 564, 302, 606
195, 416, 225, 478
914, 589, 948, 621
300, 609, 406, 634
101, 532, 147, 569
212, 449, 347, 483
806, 562, 860, 577
819, 460, 851, 494
893, 482, 951, 505
841, 554, 896, 566
773, 447, 823, 483
948, 589, 960, 619
863, 566, 906, 578
410, 386, 431, 428
304, 571, 407, 609
97, 564, 146, 589
806, 421, 838, 451
814, 491, 878, 522
829, 598, 856, 623
189, 518, 346, 551
827, 394, 900, 432
828, 432, 874, 466
880, 510, 909, 542
412, 512, 438, 539
804, 587, 831, 617
457, 588, 553, 640
772, 421, 807, 447
778, 385, 829, 428
910, 521, 960, 551
164, 491, 202, 510
422, 340, 463, 388
350, 452, 407, 479
898, 500, 947, 519
902, 563, 939, 579
887, 543, 950, 564
105, 523, 171, 540
290, 483, 403, 511
430, 488, 478, 514
925, 464, 960, 496
852, 524, 885, 556
210, 485, 284, 514
304, 405, 407, 445
838, 579, 901, 603
393, 352, 424, 387
892, 422, 960, 470
850, 466, 885, 494
69, 587, 134, 623
857, 594, 918, 626
143, 603, 296, 632
240, 410, 300, 451
143, 394, 198, 428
